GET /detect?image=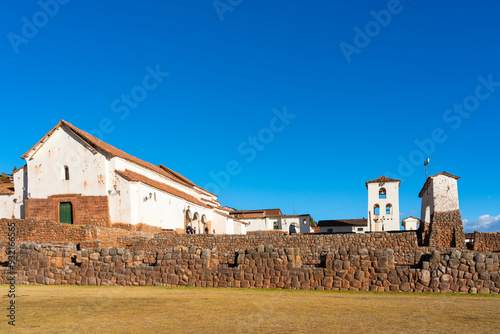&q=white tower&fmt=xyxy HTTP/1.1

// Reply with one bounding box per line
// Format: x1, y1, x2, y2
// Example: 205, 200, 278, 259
366, 176, 401, 232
